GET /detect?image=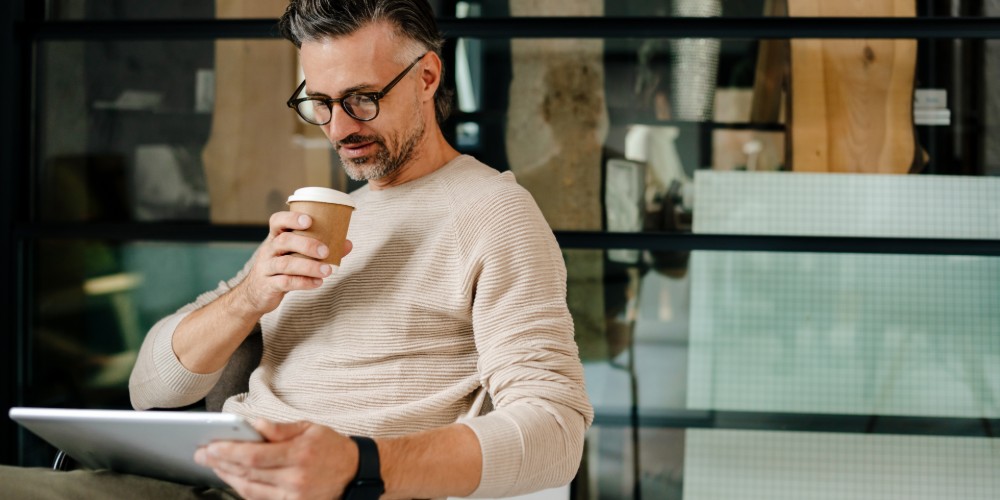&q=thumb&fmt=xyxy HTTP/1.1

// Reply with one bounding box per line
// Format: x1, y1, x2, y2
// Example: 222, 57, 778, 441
253, 419, 310, 442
